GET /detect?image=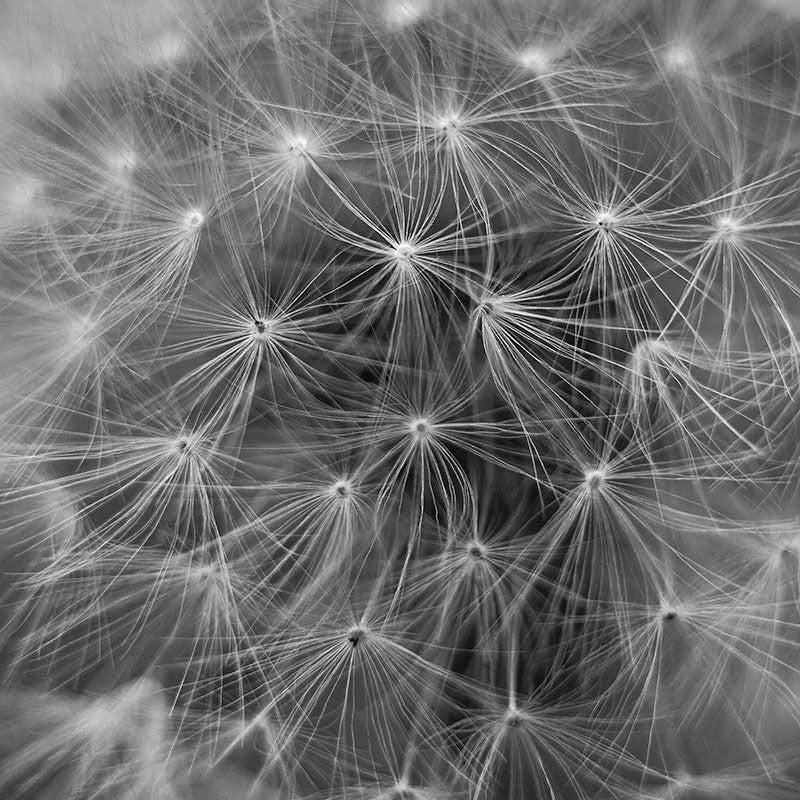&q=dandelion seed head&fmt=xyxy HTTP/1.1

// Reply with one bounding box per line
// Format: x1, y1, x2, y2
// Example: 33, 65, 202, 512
5, 3, 794, 791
